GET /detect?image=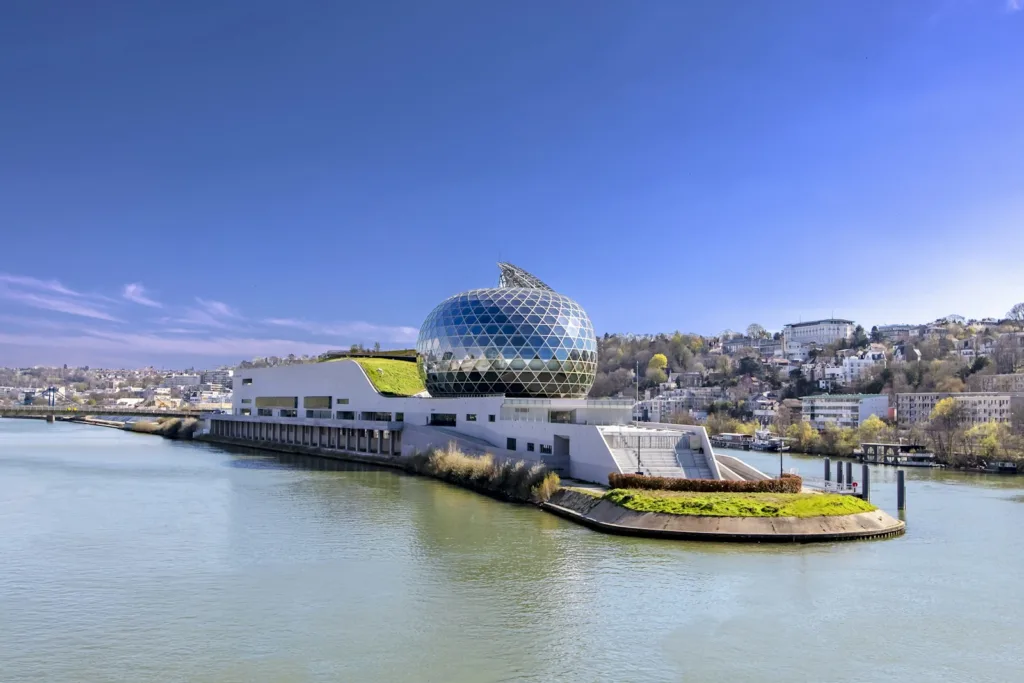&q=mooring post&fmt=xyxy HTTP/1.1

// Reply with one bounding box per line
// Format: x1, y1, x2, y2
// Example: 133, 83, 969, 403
824, 457, 831, 483
897, 470, 906, 511
845, 461, 853, 488
861, 464, 871, 502
837, 462, 844, 486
